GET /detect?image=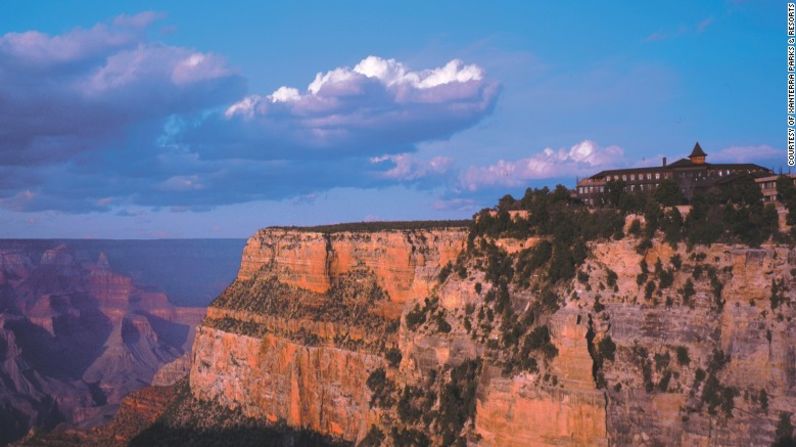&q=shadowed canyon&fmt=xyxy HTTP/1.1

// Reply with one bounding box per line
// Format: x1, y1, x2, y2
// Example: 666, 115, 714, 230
0, 240, 244, 445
